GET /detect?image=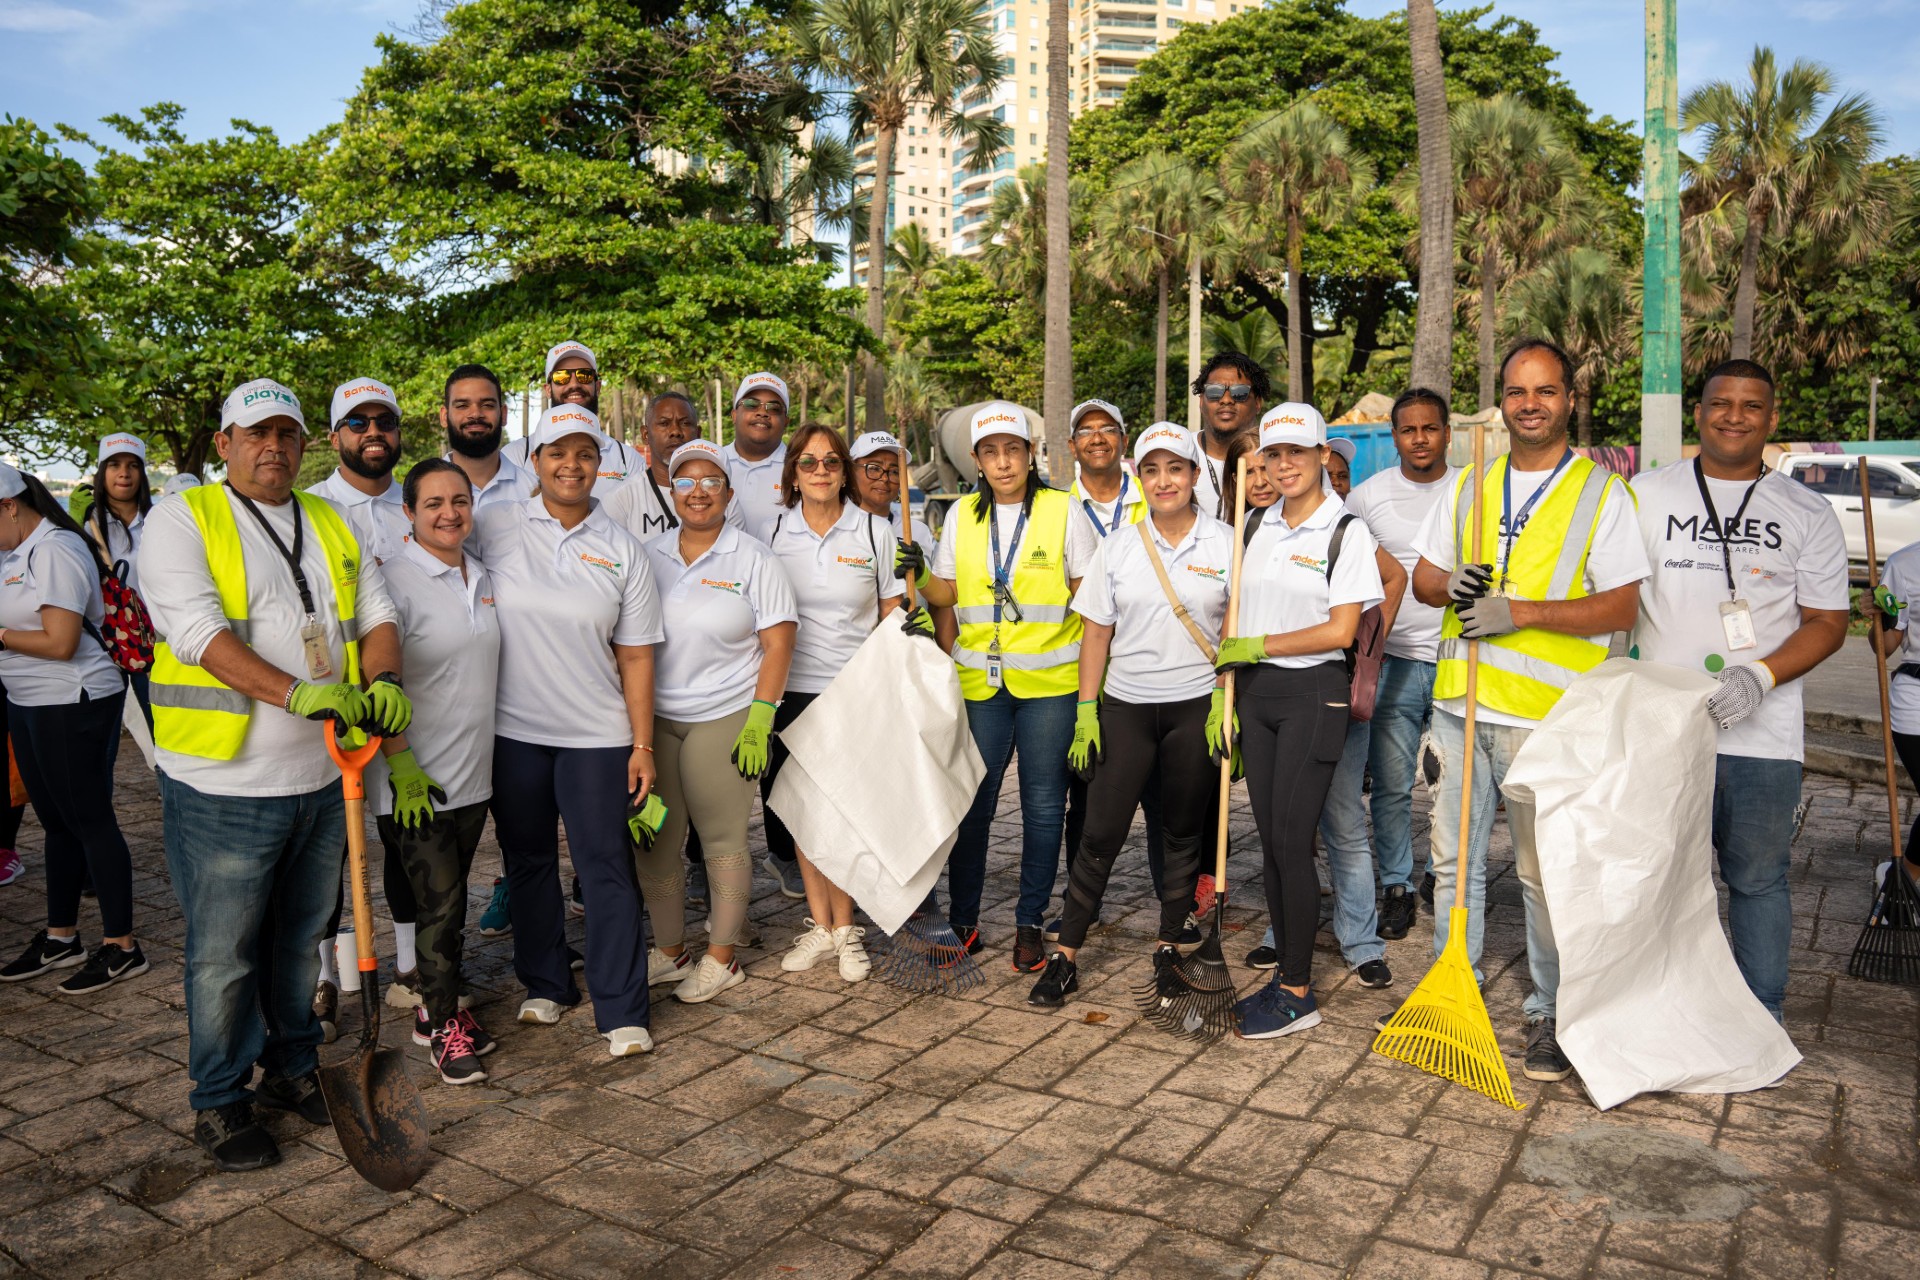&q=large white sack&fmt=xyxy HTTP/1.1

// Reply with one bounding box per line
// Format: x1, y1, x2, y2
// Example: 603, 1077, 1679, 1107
1501, 658, 1800, 1109
124, 688, 155, 770
768, 621, 985, 935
